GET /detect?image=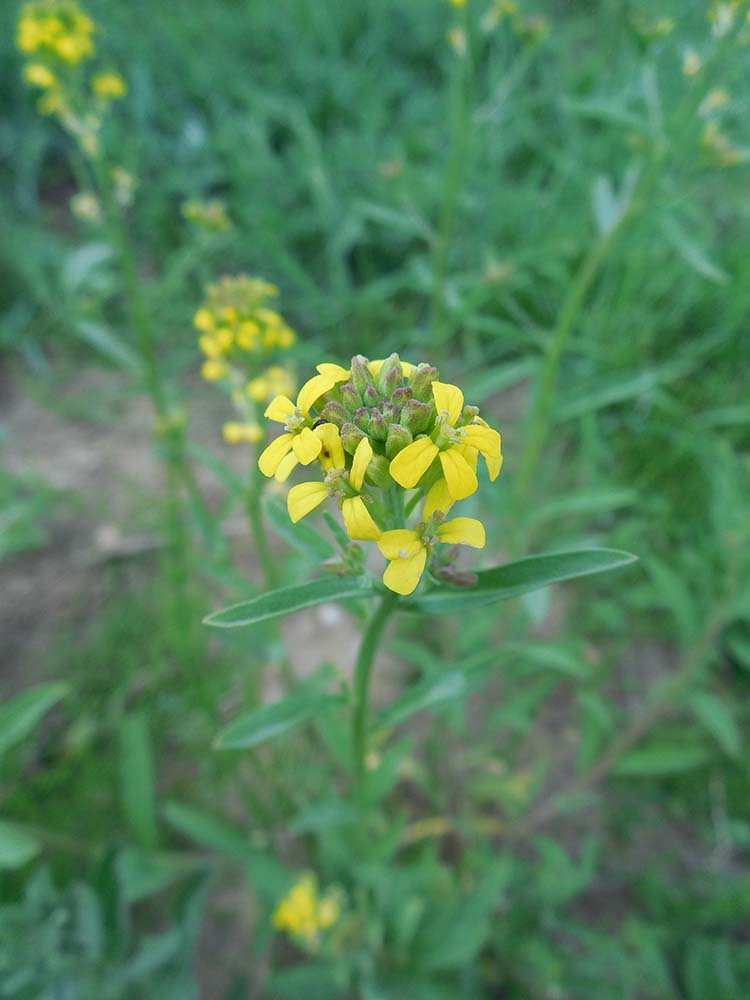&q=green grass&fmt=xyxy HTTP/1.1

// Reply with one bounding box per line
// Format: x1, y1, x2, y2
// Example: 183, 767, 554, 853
2, 0, 750, 996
